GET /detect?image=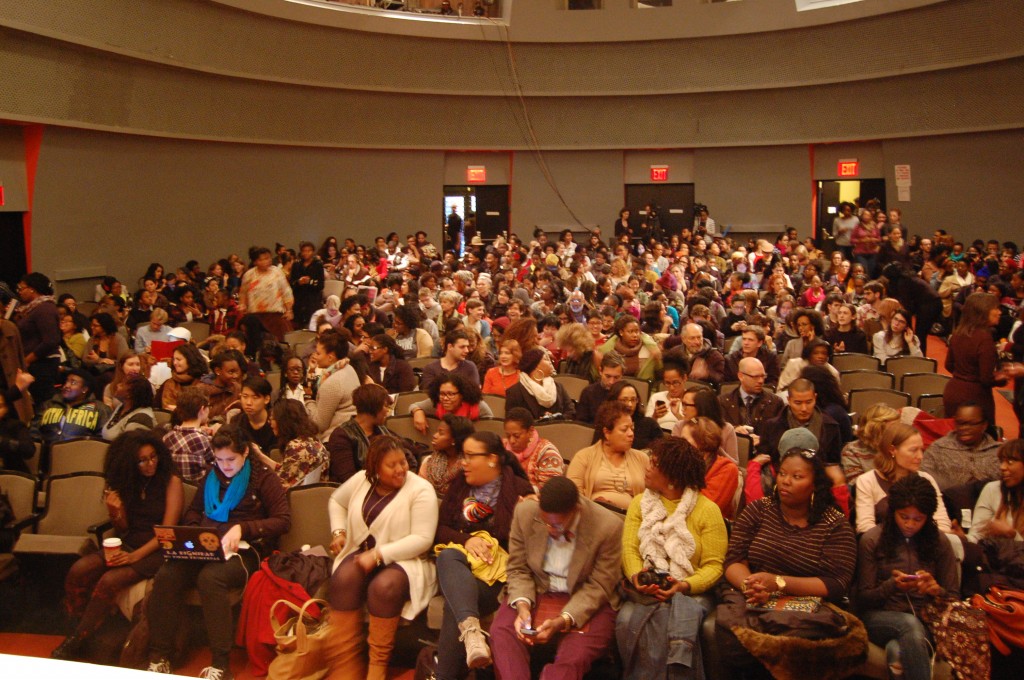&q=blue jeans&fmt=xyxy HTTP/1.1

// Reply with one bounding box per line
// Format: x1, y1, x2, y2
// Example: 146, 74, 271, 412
862, 609, 932, 680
